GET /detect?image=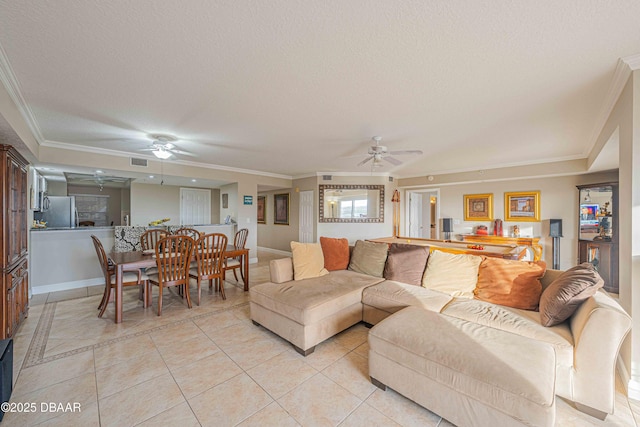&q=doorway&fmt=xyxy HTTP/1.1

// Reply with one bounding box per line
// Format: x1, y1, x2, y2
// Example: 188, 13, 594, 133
406, 189, 439, 239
